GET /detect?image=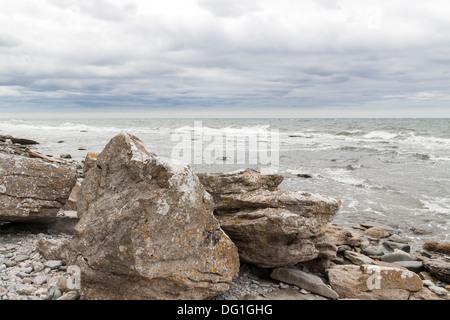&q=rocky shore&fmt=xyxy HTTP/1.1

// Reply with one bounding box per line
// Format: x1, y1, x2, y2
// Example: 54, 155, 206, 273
1, 133, 449, 300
